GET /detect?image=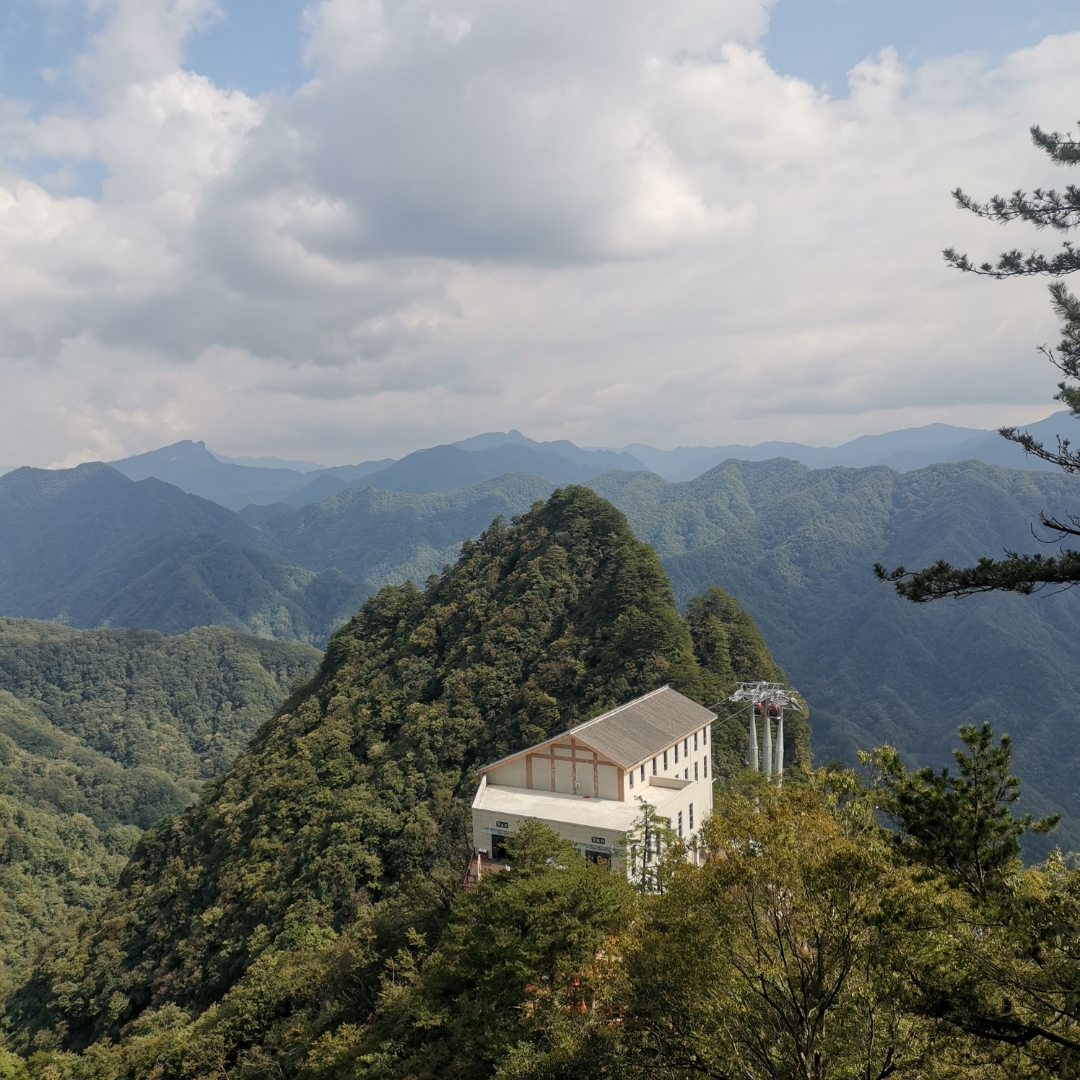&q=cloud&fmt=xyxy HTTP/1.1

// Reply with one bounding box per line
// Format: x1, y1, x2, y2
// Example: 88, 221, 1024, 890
0, 0, 1078, 466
